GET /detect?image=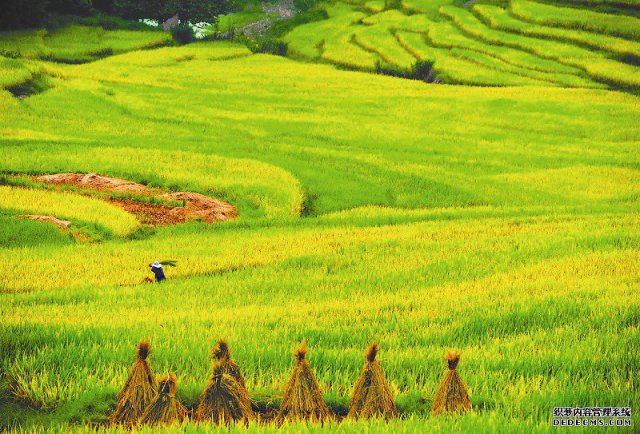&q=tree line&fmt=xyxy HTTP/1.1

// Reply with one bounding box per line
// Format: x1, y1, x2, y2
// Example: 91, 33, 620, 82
2, 0, 235, 30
